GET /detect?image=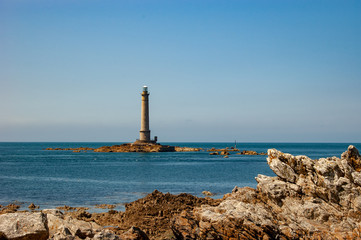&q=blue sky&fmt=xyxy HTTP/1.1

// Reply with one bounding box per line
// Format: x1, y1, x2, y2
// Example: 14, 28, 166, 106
1, 0, 360, 142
